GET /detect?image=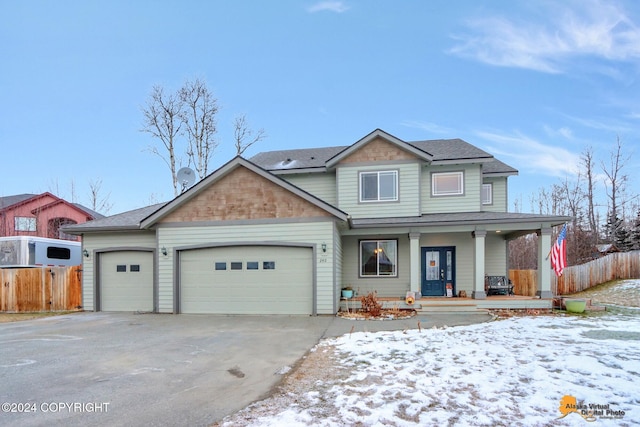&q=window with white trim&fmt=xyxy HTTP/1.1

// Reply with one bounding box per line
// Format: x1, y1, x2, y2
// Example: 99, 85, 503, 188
360, 170, 398, 202
360, 240, 397, 277
15, 217, 36, 232
482, 183, 493, 205
432, 171, 464, 196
